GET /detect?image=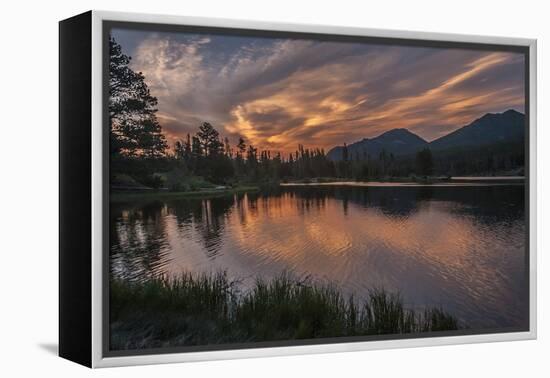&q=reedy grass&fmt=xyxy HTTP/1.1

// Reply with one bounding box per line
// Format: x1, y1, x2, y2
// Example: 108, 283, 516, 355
110, 272, 459, 350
